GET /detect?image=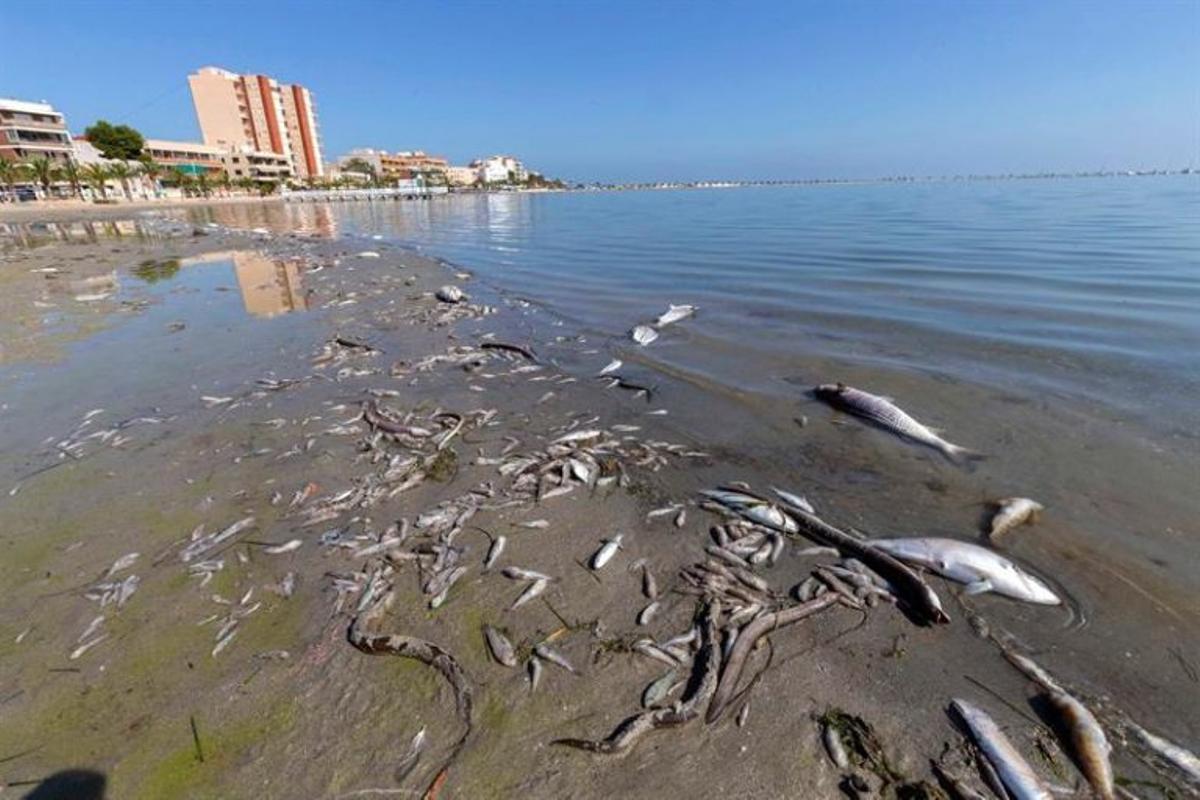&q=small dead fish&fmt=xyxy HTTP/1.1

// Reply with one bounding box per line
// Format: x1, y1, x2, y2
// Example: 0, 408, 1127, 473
1129, 722, 1200, 784
534, 643, 575, 673
642, 566, 659, 600
105, 552, 140, 576
512, 578, 548, 609
598, 359, 623, 376
823, 723, 849, 768
263, 539, 302, 555
395, 728, 426, 783
527, 655, 543, 691
989, 498, 1045, 541
502, 566, 553, 582
654, 303, 697, 328
638, 601, 660, 625
484, 536, 506, 569
517, 519, 550, 529
484, 625, 518, 667
641, 670, 678, 708
673, 508, 686, 528
736, 702, 750, 728
951, 698, 1052, 800
590, 534, 624, 569
630, 325, 658, 346
201, 395, 234, 407
647, 504, 682, 520
70, 634, 109, 660
211, 630, 237, 657
771, 486, 815, 515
